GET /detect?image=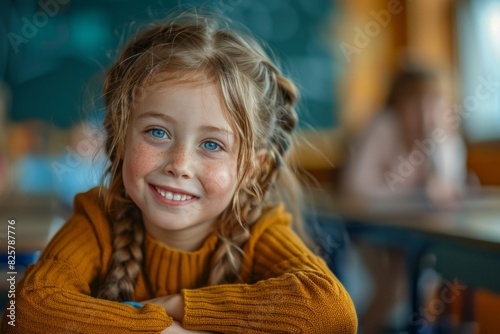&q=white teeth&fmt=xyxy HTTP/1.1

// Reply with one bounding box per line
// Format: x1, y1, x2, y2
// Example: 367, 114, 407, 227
155, 187, 193, 202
